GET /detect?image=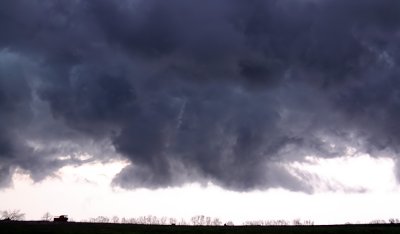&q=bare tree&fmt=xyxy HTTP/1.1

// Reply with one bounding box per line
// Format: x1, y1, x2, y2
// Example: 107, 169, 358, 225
1, 210, 25, 221
292, 219, 302, 226
169, 217, 177, 225
191, 215, 206, 225
199, 215, 205, 225
136, 216, 146, 224
190, 216, 199, 225
370, 219, 386, 224
225, 221, 234, 226
389, 218, 400, 224
147, 215, 159, 224
41, 212, 52, 221
95, 216, 110, 223
243, 219, 292, 226
205, 216, 212, 225
179, 218, 188, 225
121, 217, 128, 224
159, 216, 167, 225
303, 220, 314, 226
112, 216, 120, 223
211, 217, 222, 226
274, 220, 289, 226
243, 220, 264, 226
